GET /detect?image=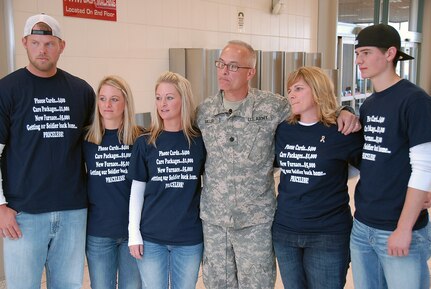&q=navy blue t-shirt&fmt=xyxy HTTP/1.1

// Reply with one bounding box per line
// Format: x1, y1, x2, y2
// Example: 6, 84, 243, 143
84, 129, 135, 238
273, 121, 363, 234
127, 131, 205, 245
355, 79, 431, 231
0, 68, 95, 213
